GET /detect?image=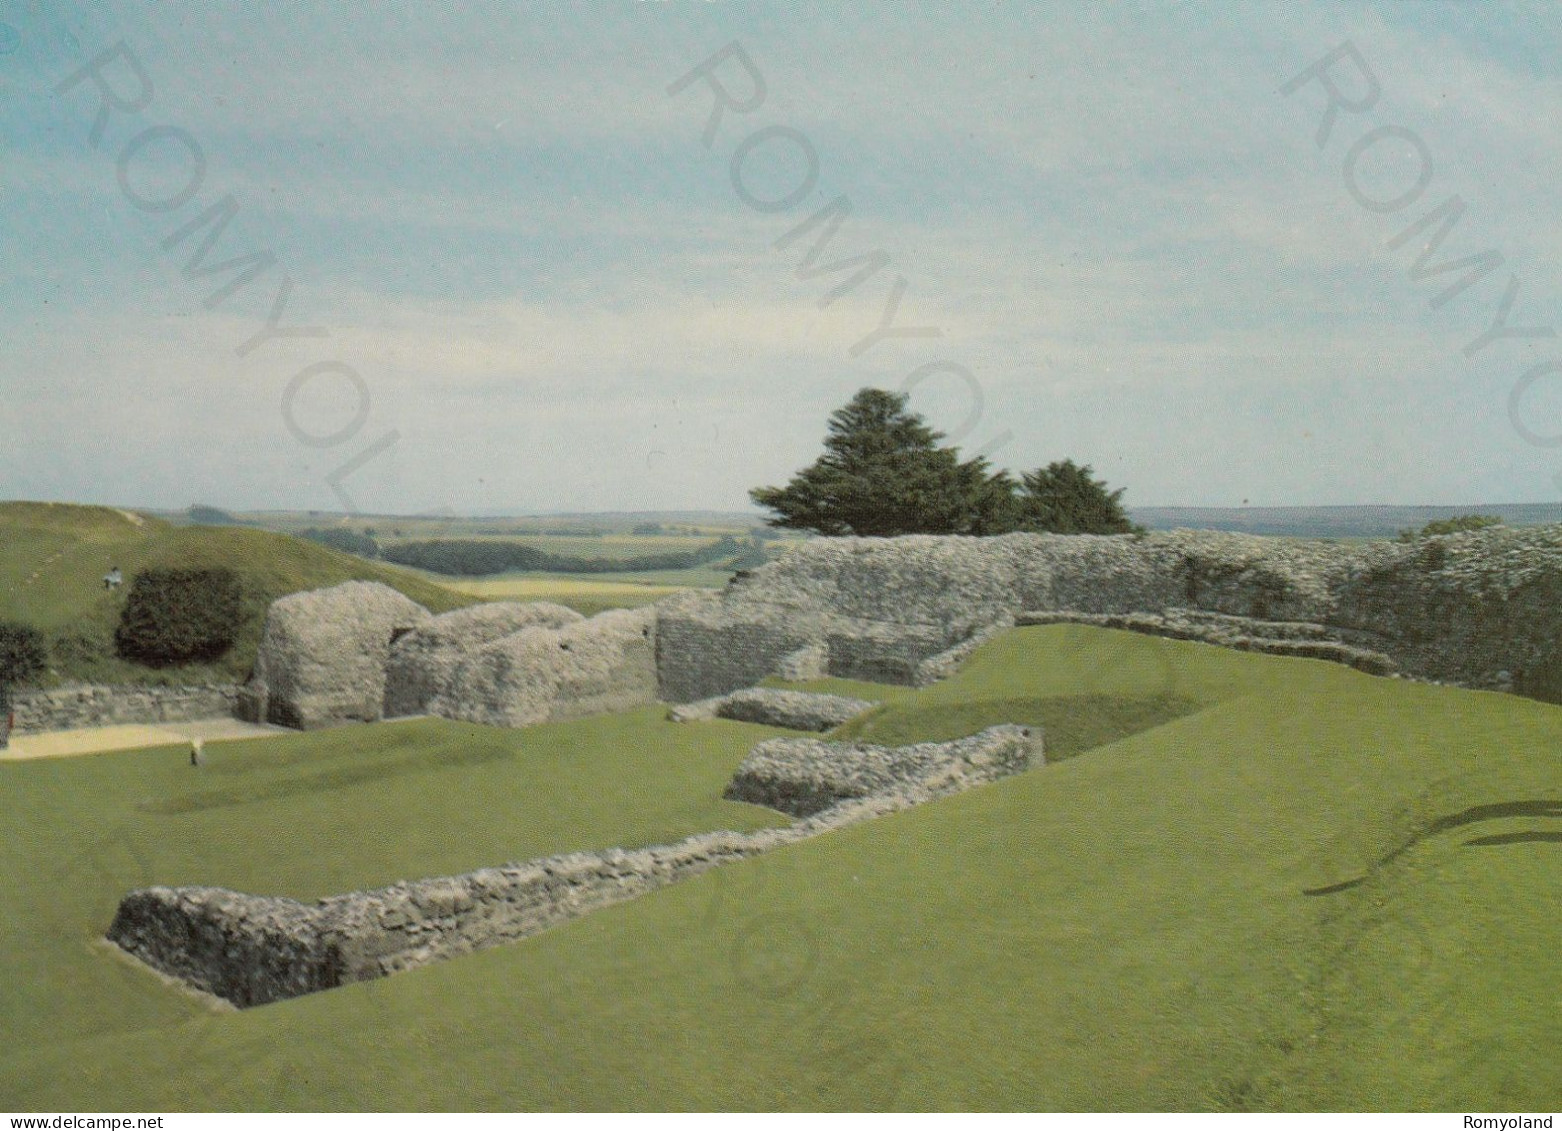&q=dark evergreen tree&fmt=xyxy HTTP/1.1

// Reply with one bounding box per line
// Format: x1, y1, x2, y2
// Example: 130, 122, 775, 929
750, 388, 1014, 536
1014, 459, 1135, 534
